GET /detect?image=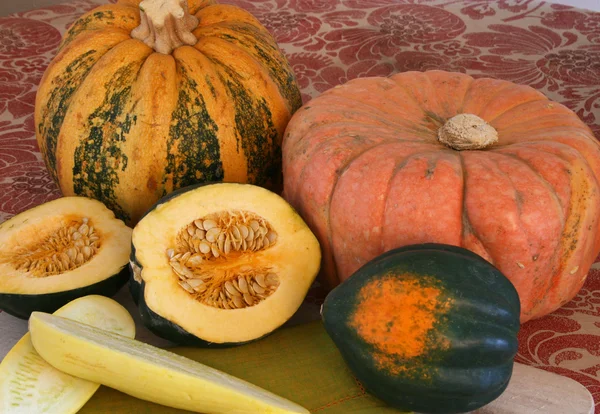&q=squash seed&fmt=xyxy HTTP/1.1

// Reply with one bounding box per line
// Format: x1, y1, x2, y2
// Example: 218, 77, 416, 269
255, 274, 267, 288
202, 220, 218, 231
178, 280, 195, 294
6, 217, 103, 277
252, 282, 265, 294
168, 210, 281, 309
206, 228, 221, 243
237, 277, 249, 294
232, 295, 244, 308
